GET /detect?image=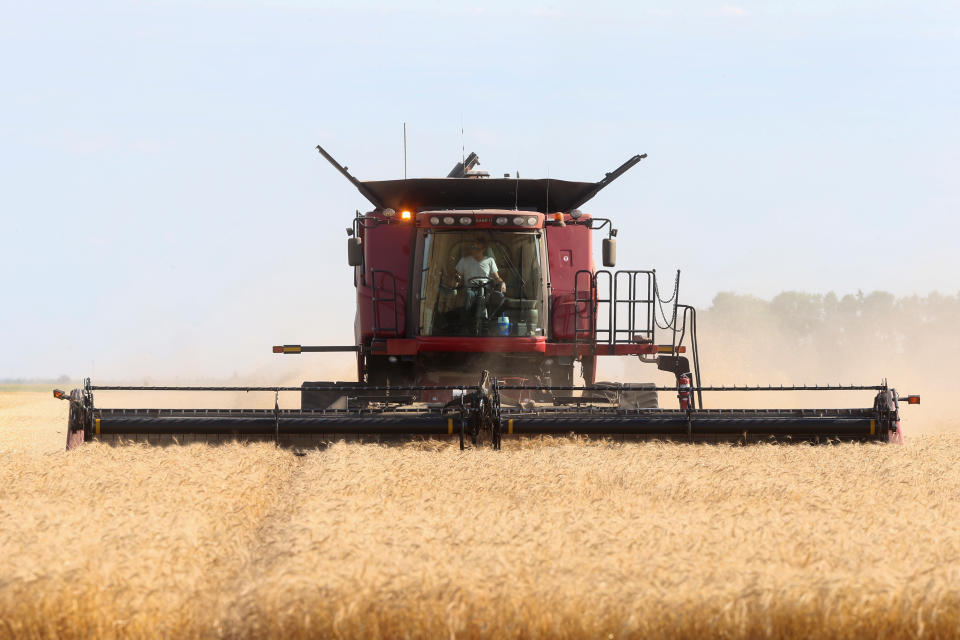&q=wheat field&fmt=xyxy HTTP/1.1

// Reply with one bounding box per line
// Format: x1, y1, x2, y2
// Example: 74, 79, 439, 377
2, 390, 959, 639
